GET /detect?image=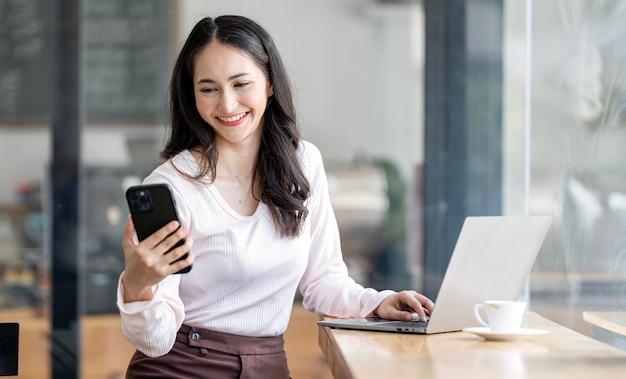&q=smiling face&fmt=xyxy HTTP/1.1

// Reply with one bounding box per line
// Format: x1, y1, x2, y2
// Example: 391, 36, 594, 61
193, 41, 273, 148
